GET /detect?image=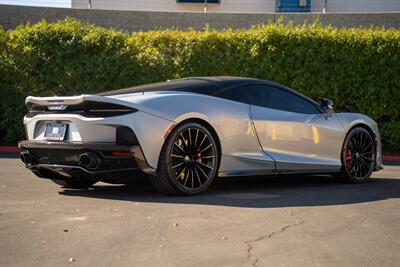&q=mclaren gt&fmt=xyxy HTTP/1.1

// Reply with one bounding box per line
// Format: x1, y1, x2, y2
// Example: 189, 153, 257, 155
19, 77, 383, 195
